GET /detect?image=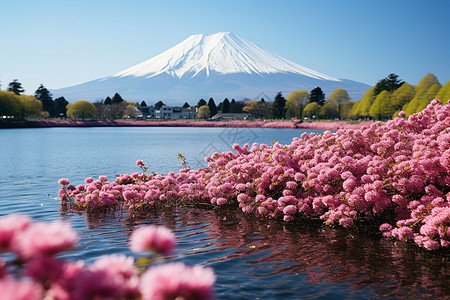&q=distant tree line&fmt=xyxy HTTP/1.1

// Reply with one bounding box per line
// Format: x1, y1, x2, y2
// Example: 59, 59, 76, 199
2, 72, 448, 121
